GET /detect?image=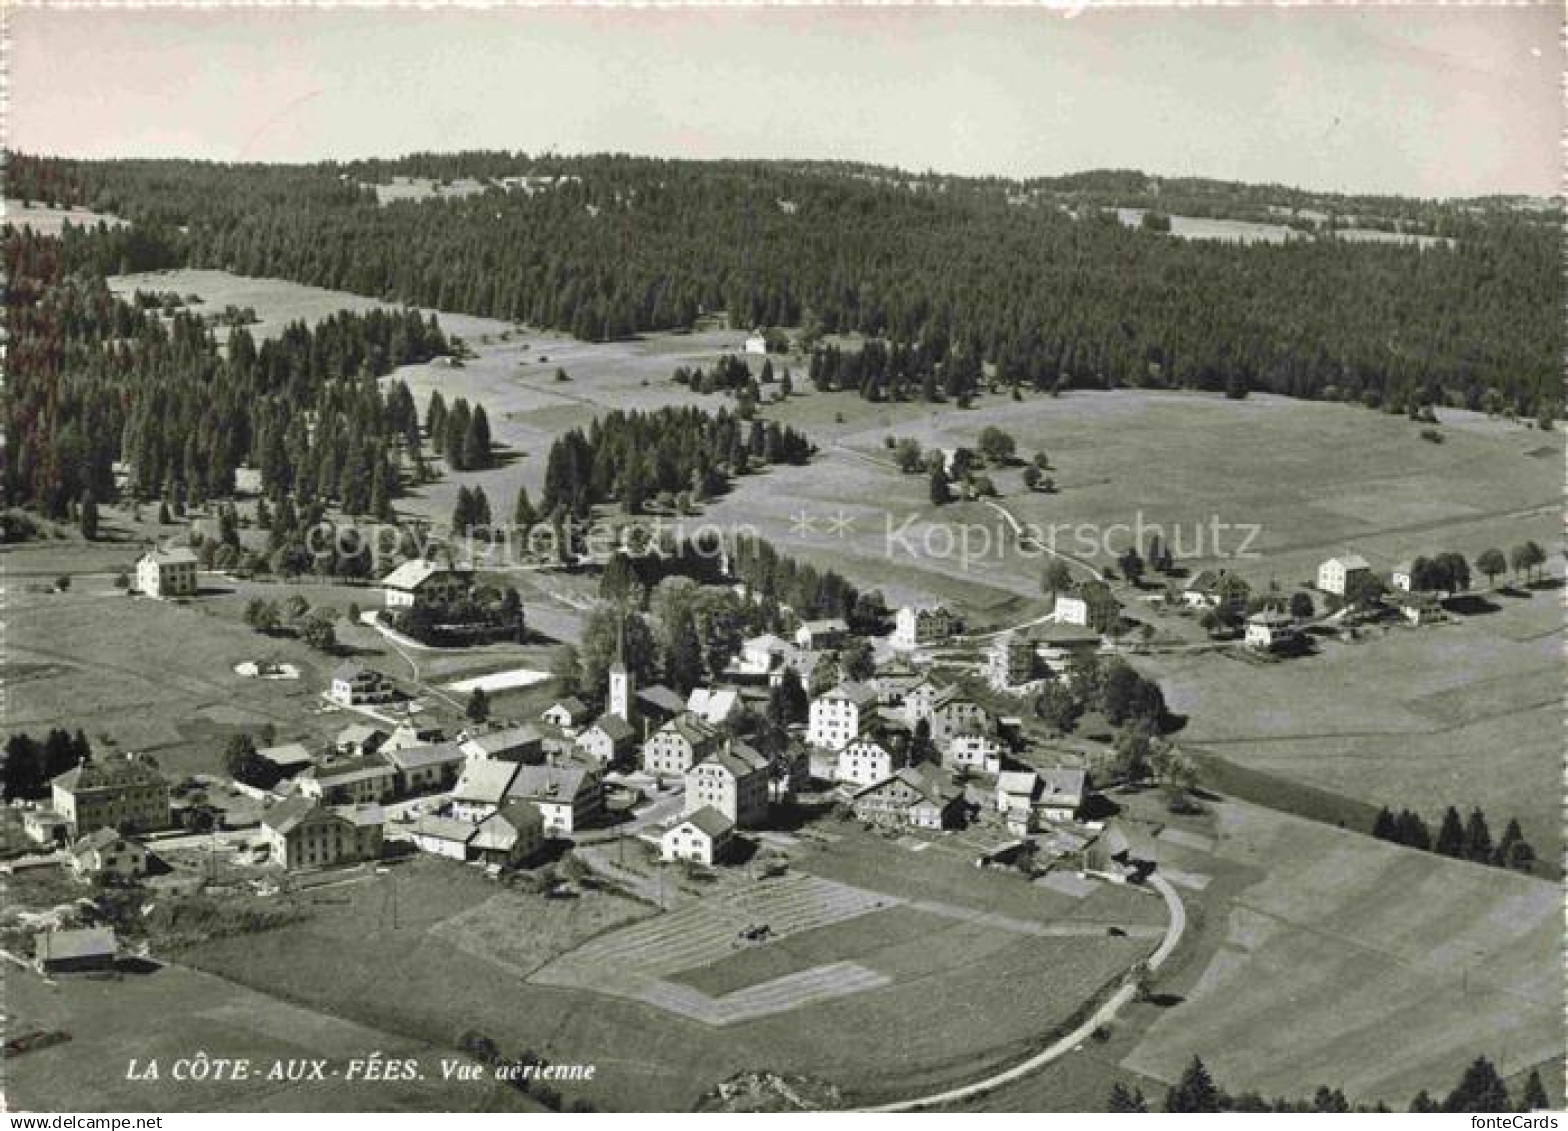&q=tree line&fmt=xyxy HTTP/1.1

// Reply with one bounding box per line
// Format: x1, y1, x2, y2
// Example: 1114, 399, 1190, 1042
1371, 804, 1537, 873
7, 151, 1558, 418
1112, 1052, 1550, 1113
3, 729, 91, 801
